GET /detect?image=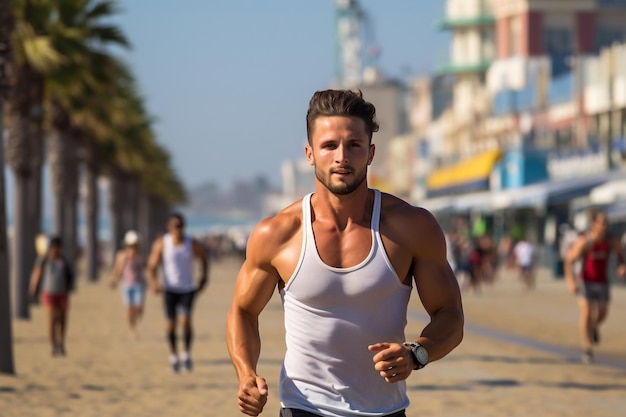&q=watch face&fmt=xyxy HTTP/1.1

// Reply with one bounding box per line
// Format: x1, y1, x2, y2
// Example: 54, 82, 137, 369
415, 346, 429, 364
